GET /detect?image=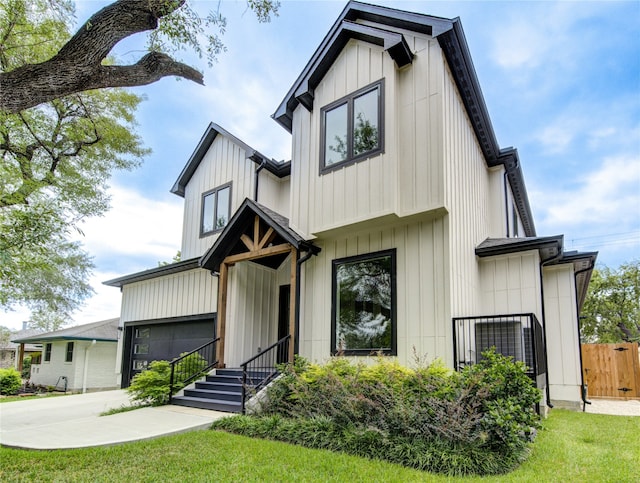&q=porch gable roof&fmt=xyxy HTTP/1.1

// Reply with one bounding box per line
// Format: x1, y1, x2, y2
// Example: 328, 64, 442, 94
199, 198, 318, 272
